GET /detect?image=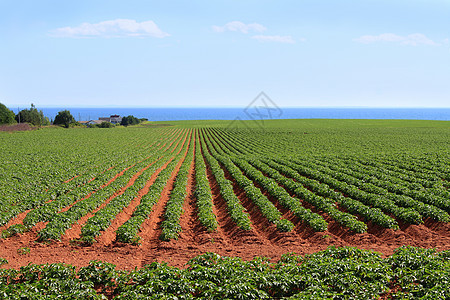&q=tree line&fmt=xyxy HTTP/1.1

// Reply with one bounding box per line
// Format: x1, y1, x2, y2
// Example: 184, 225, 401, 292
0, 103, 50, 126
1, 102, 146, 128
